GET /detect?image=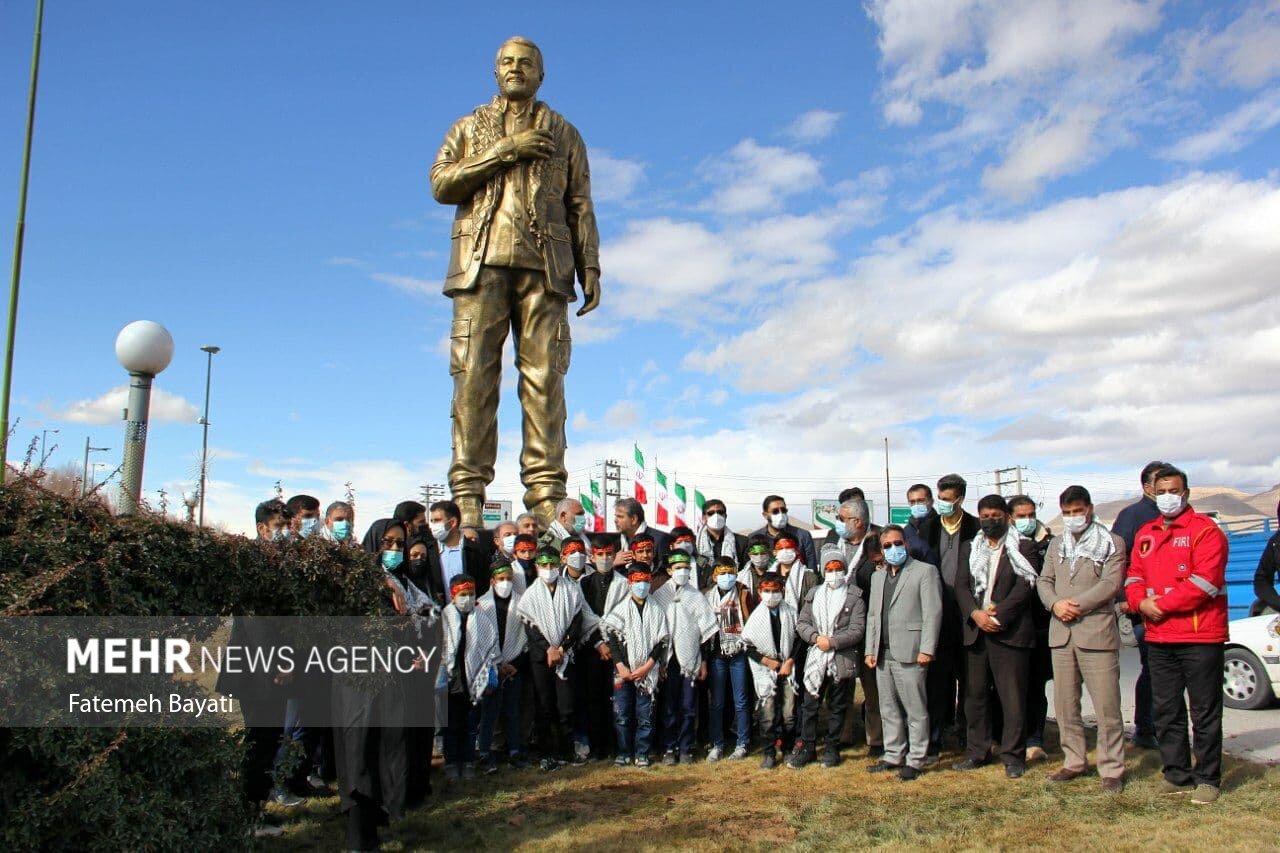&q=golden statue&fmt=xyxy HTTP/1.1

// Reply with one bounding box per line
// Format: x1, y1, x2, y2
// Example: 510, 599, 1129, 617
431, 36, 600, 527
